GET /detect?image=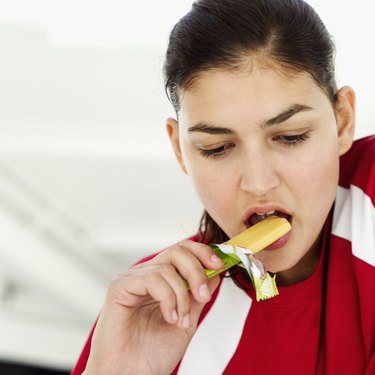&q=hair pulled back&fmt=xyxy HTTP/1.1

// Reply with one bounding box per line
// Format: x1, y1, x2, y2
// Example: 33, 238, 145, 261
164, 0, 337, 111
